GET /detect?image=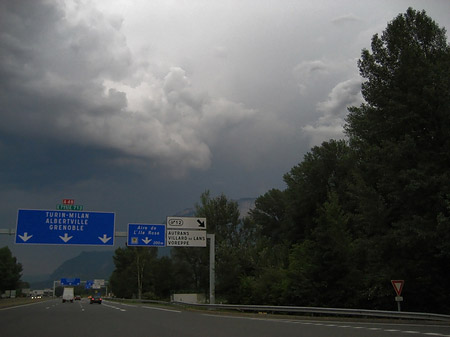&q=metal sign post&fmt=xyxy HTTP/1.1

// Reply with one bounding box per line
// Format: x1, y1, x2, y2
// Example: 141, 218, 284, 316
207, 234, 215, 305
